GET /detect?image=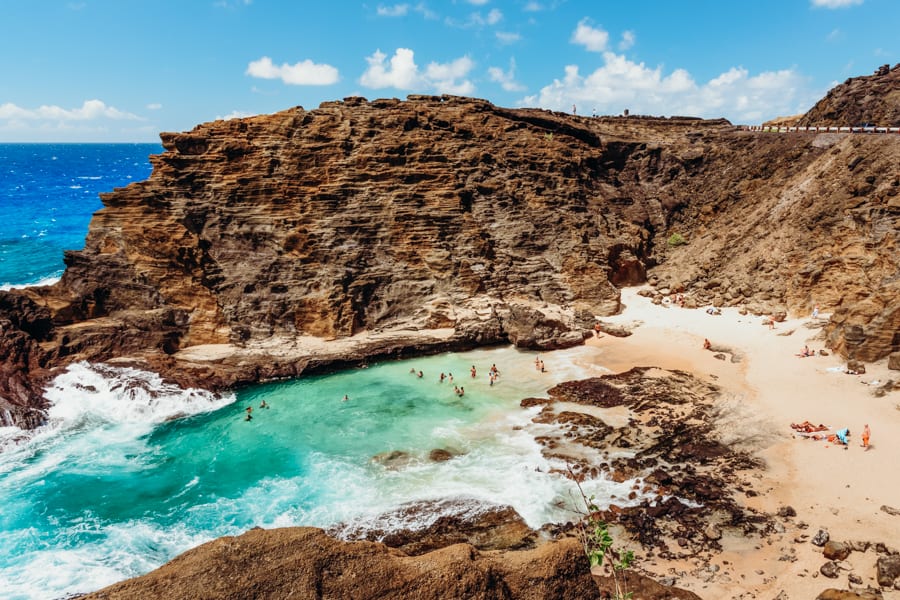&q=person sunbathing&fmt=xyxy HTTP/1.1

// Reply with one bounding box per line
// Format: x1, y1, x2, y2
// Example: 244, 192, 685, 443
791, 421, 828, 433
